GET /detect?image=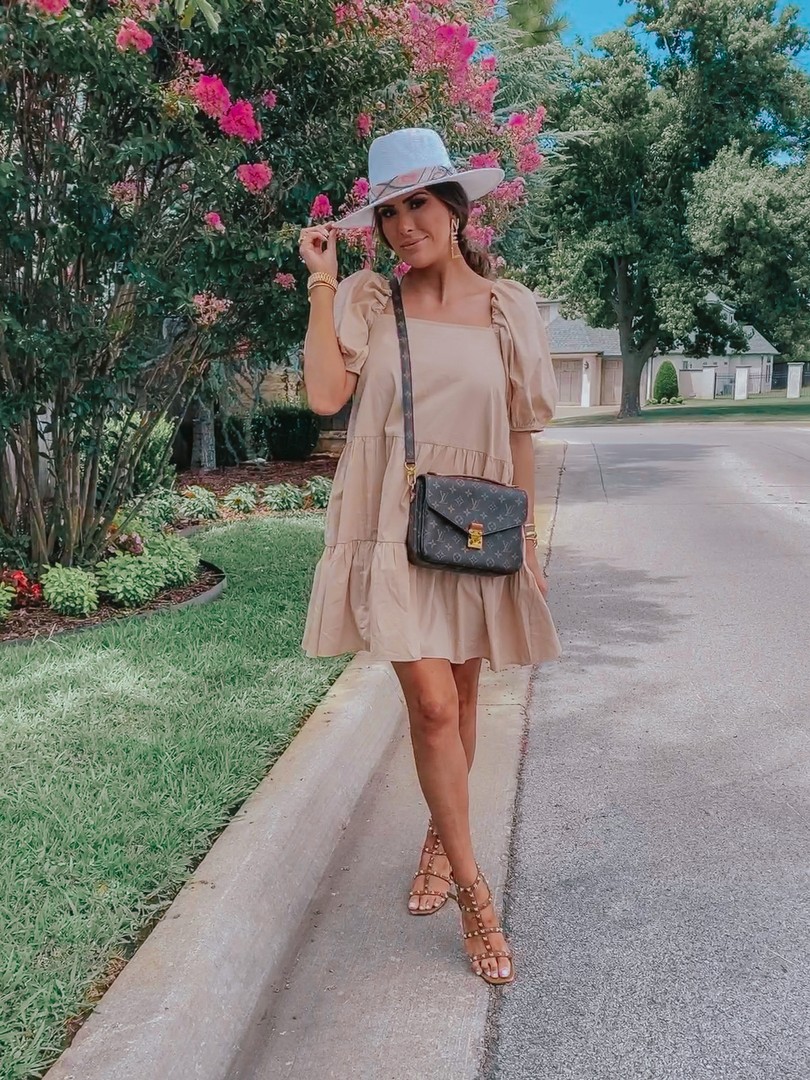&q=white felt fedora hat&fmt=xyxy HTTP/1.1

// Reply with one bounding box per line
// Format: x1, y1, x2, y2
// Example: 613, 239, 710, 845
334, 127, 504, 230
